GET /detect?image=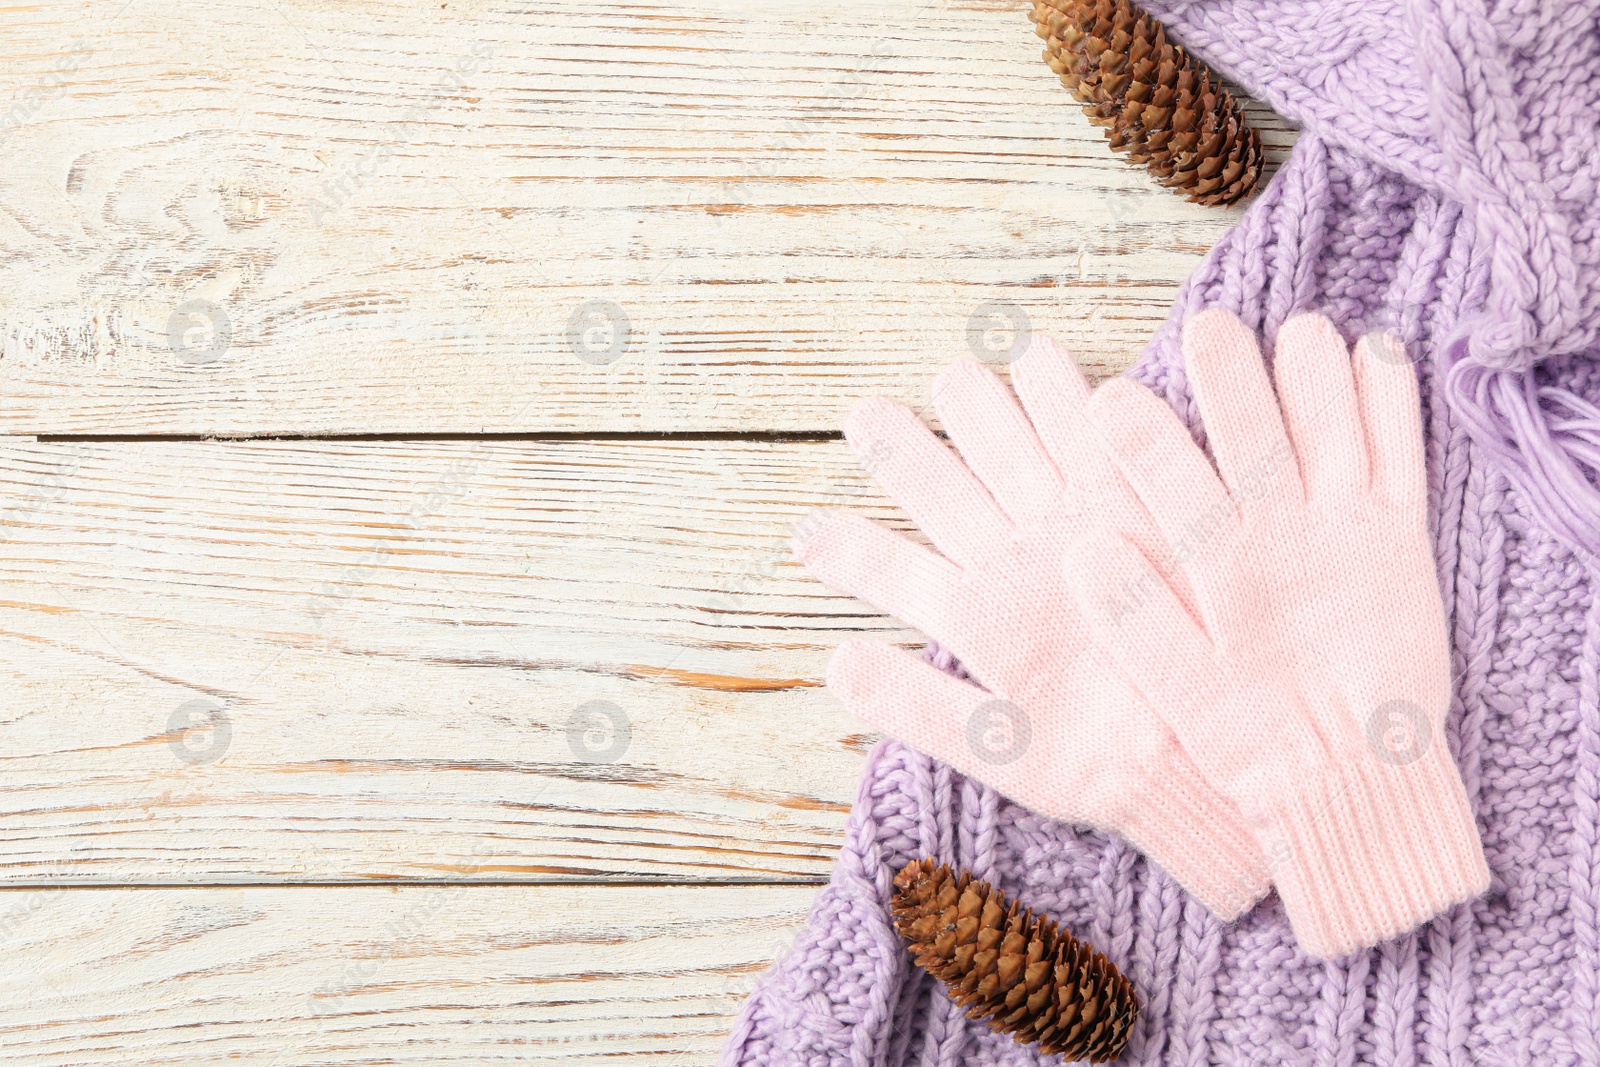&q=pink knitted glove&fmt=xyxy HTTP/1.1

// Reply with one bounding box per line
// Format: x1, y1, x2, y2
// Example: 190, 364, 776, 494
1073, 308, 1489, 958
795, 334, 1270, 919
